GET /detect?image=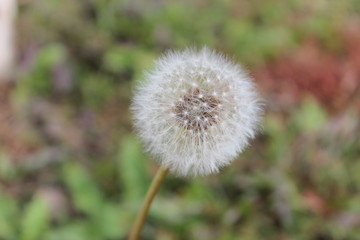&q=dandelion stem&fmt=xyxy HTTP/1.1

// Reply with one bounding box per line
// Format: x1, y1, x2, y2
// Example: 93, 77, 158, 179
129, 165, 169, 240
